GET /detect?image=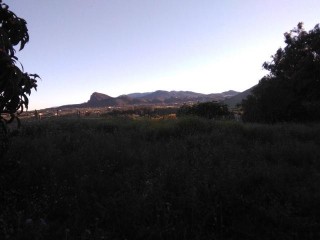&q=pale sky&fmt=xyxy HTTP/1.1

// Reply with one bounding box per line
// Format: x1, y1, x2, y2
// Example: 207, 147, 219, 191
6, 0, 320, 109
